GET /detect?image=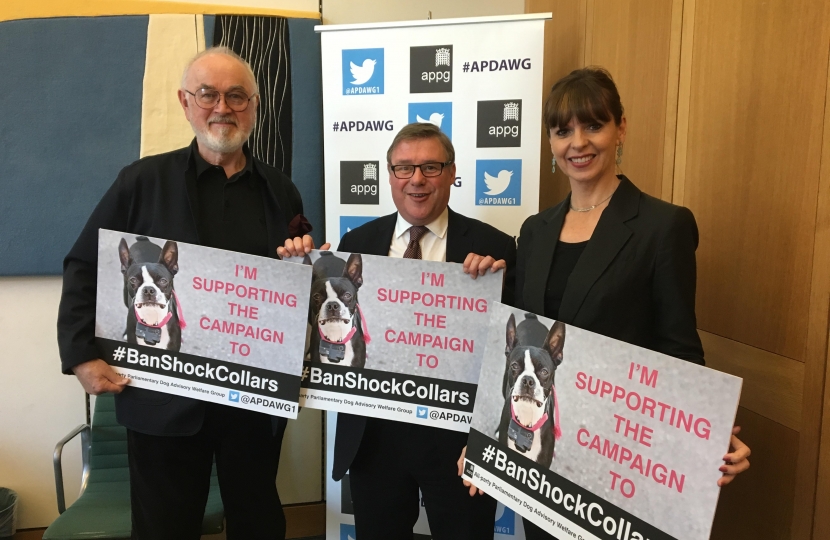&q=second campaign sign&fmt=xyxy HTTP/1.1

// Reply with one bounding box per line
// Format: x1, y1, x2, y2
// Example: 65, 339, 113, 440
290, 250, 502, 431
95, 229, 312, 418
